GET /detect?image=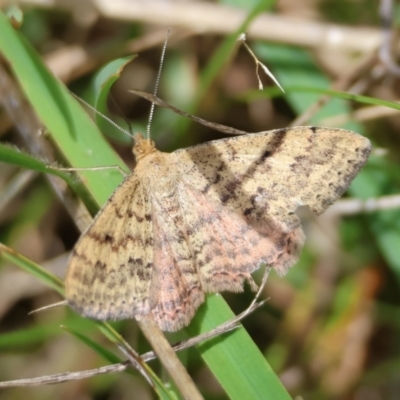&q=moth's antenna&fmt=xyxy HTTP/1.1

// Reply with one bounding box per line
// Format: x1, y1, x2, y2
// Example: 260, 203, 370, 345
109, 94, 134, 137
28, 300, 67, 315
70, 92, 135, 140
146, 28, 171, 140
